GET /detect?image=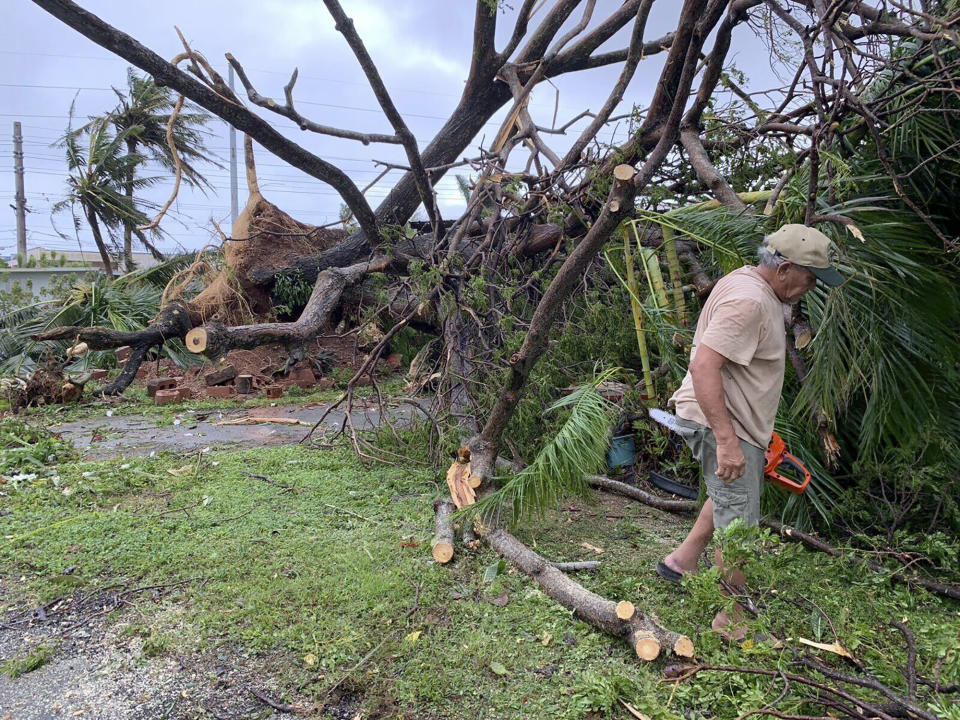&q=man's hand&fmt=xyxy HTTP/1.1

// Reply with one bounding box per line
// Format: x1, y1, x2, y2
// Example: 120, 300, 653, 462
715, 436, 746, 483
